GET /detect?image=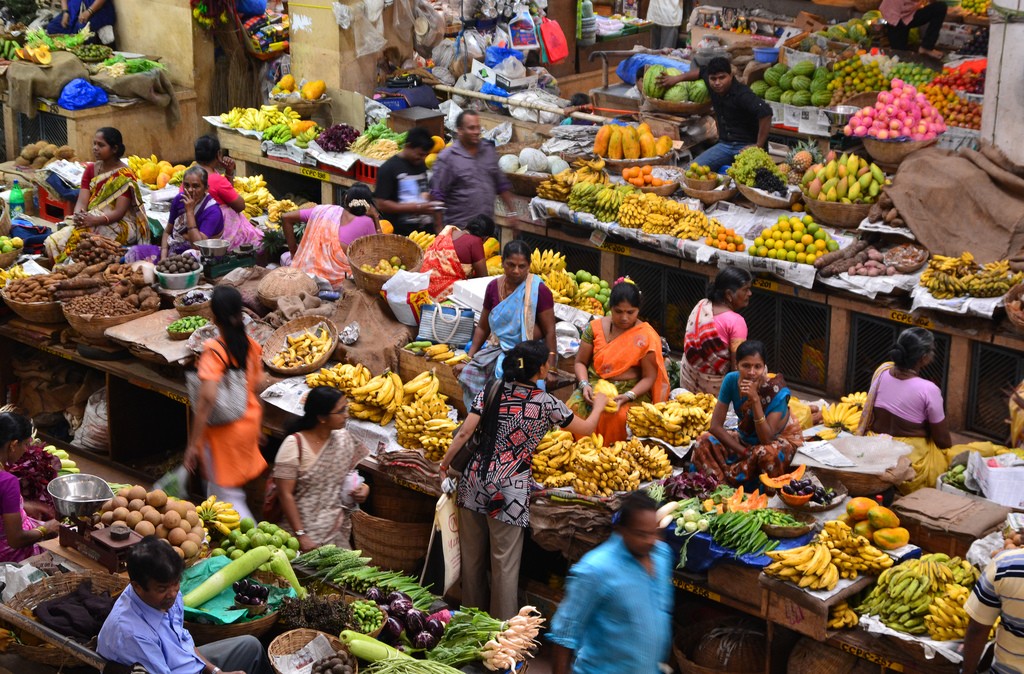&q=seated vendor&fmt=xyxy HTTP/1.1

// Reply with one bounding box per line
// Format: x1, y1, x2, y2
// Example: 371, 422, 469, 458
98, 536, 273, 674
688, 340, 804, 488
160, 166, 224, 260
658, 57, 772, 171
569, 279, 669, 443
855, 327, 952, 493
46, 0, 115, 43
0, 412, 59, 563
